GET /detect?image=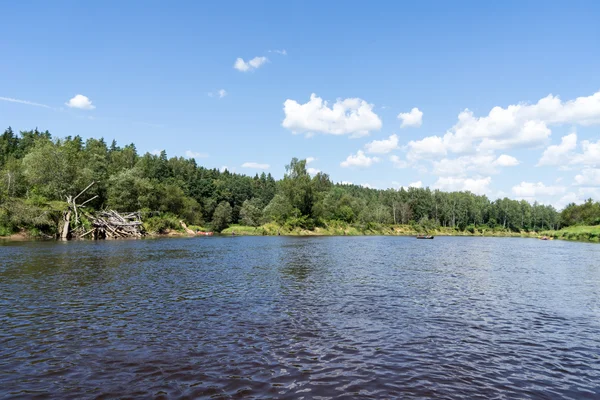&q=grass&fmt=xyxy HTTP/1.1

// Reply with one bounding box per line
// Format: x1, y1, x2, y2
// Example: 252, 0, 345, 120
541, 225, 600, 243
220, 222, 544, 238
